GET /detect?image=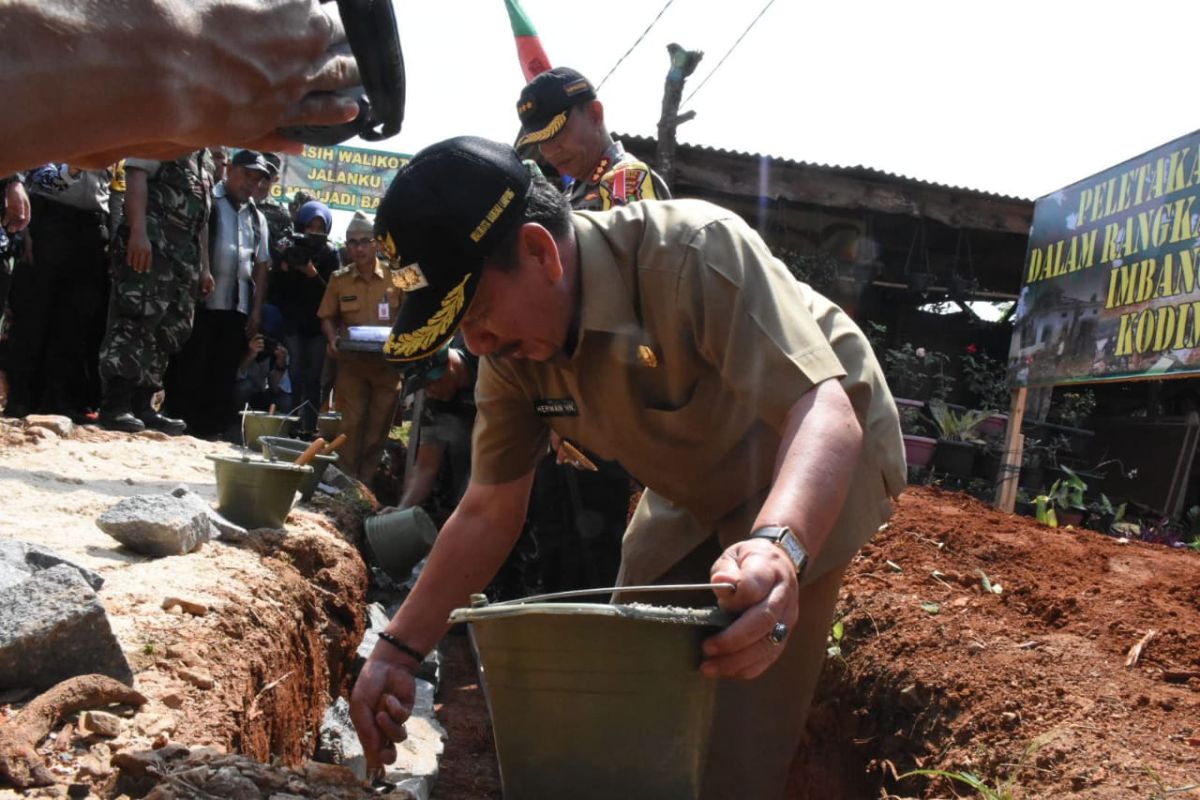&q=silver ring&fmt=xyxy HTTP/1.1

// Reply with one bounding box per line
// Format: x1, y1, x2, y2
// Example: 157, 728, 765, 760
767, 621, 788, 646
